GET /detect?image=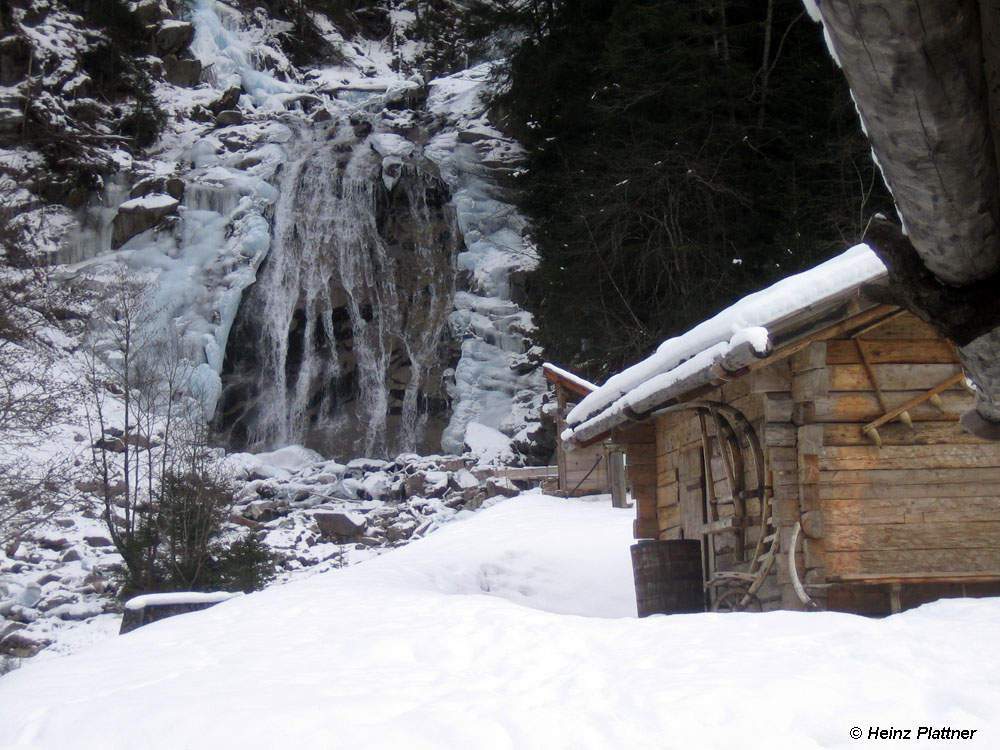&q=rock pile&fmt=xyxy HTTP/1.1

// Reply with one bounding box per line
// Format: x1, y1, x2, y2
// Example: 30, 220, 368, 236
225, 448, 537, 576
0, 447, 548, 662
